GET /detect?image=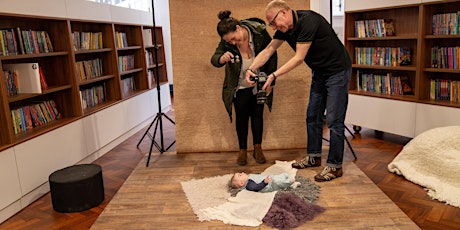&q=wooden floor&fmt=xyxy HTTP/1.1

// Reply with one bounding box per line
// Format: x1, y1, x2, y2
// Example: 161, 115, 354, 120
0, 107, 459, 230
